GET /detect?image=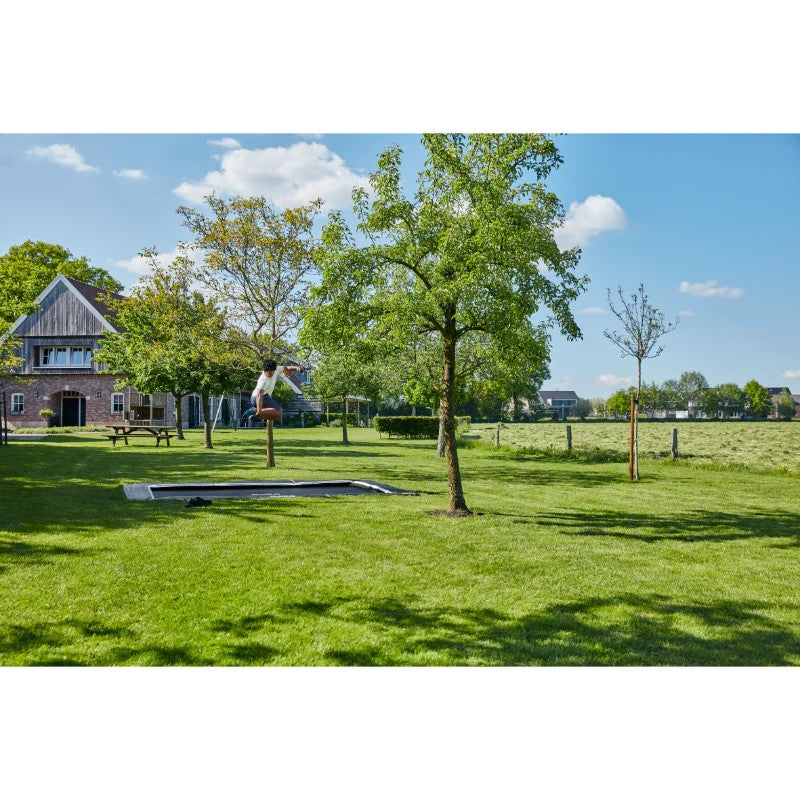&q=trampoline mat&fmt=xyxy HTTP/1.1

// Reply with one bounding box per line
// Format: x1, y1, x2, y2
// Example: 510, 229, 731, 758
124, 479, 414, 501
